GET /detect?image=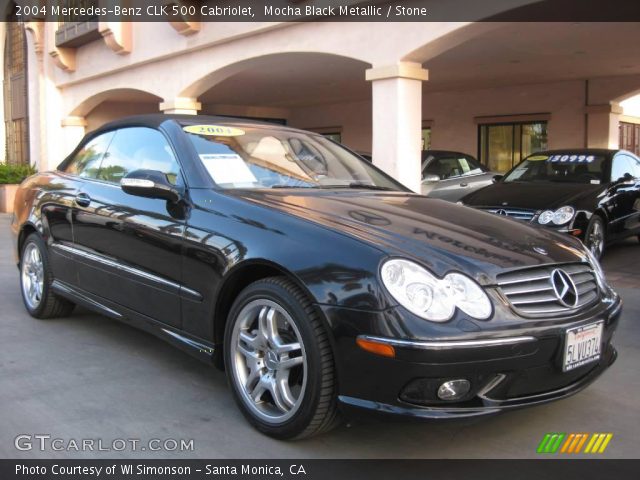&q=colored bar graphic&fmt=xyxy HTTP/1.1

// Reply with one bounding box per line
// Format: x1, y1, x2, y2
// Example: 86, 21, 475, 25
537, 433, 566, 453
537, 433, 552, 453
538, 433, 613, 454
